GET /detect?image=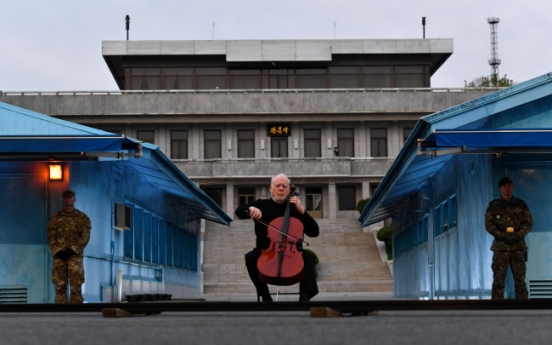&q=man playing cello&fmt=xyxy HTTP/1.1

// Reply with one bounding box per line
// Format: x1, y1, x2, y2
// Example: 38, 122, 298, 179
235, 173, 320, 302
